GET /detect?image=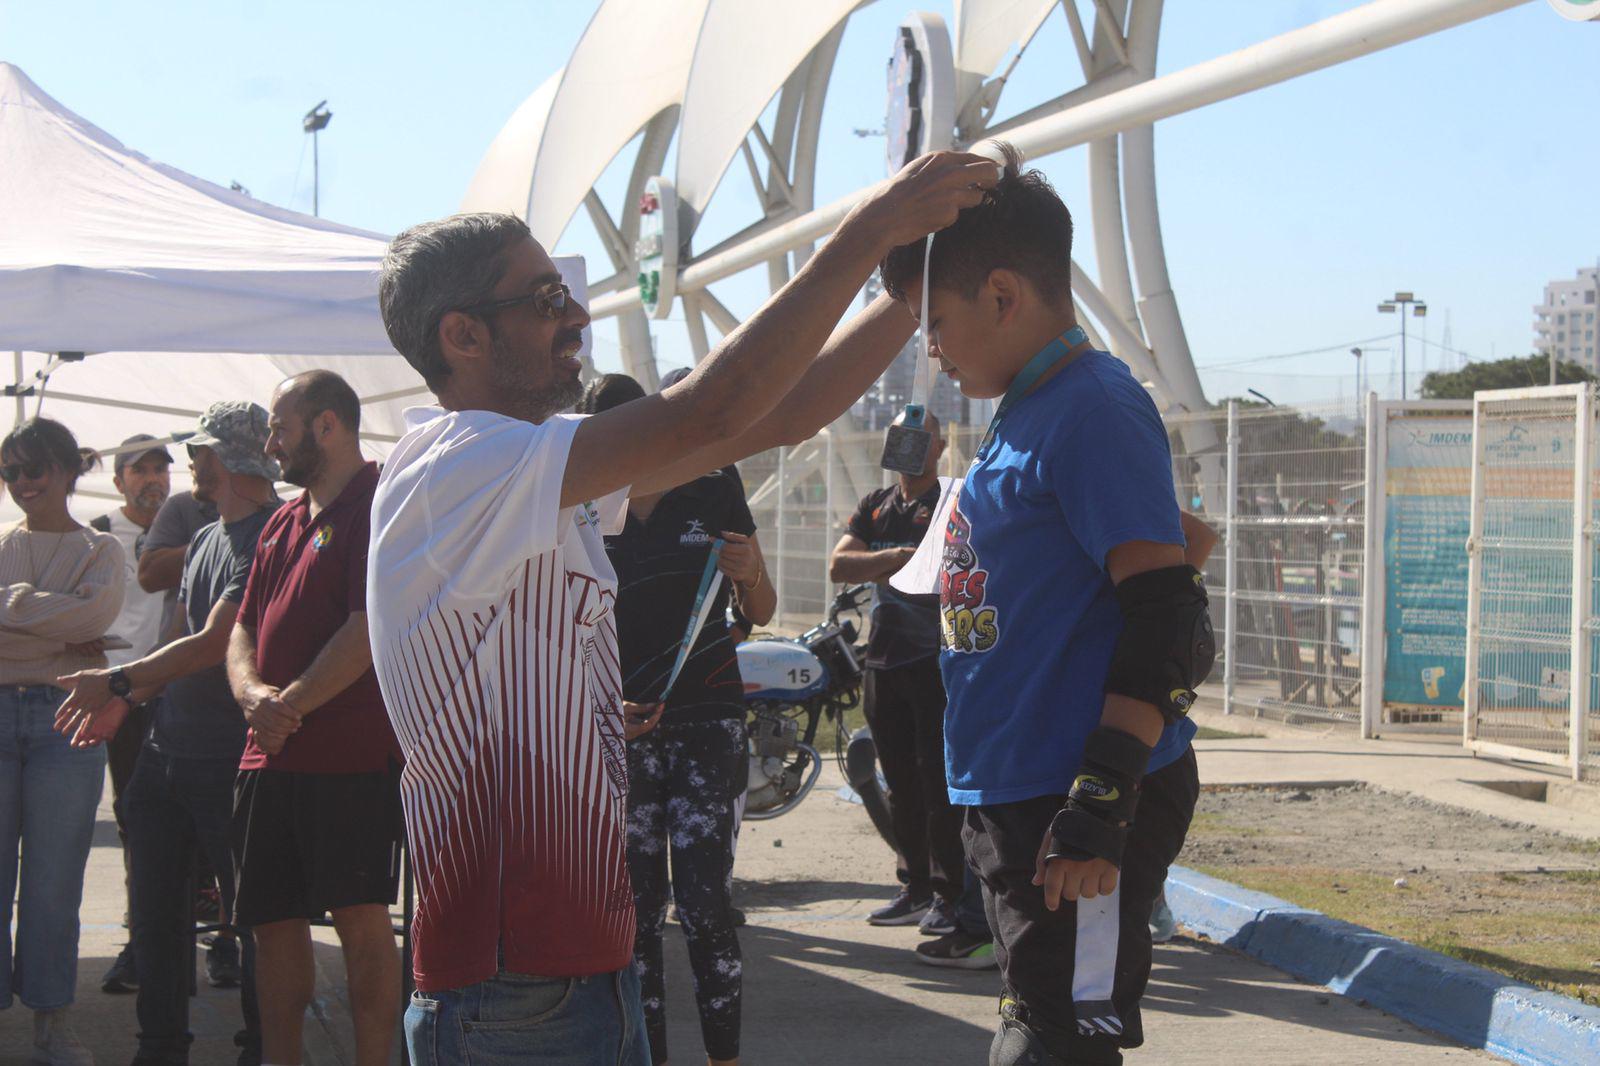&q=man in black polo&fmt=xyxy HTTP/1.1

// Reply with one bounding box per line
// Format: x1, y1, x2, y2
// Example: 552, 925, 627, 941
829, 413, 972, 935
